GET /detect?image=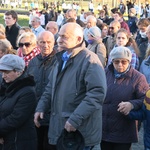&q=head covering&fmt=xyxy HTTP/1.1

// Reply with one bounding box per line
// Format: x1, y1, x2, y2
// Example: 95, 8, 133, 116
110, 46, 132, 62
0, 54, 25, 72
56, 129, 85, 150
88, 26, 101, 38
130, 8, 136, 15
